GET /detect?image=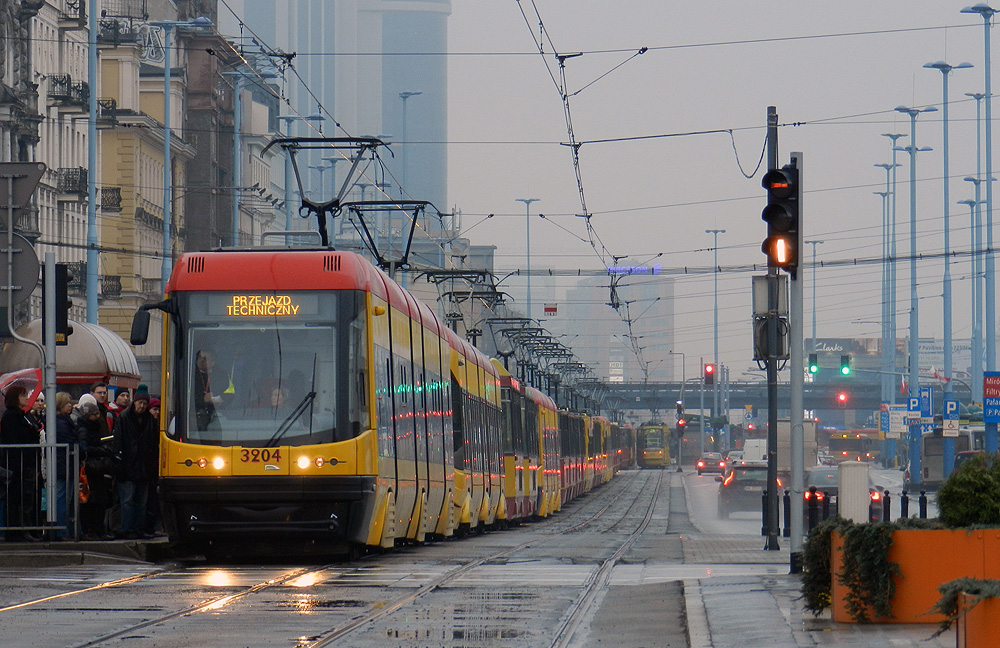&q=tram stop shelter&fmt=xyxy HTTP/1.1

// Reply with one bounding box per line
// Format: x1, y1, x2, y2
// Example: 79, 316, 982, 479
0, 319, 141, 398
